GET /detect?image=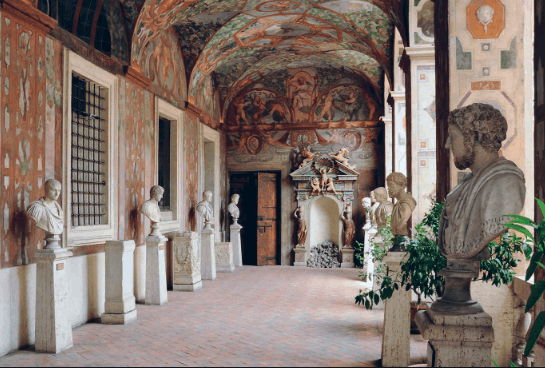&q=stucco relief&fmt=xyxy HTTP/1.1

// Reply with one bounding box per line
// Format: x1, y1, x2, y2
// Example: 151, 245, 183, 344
466, 0, 505, 39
